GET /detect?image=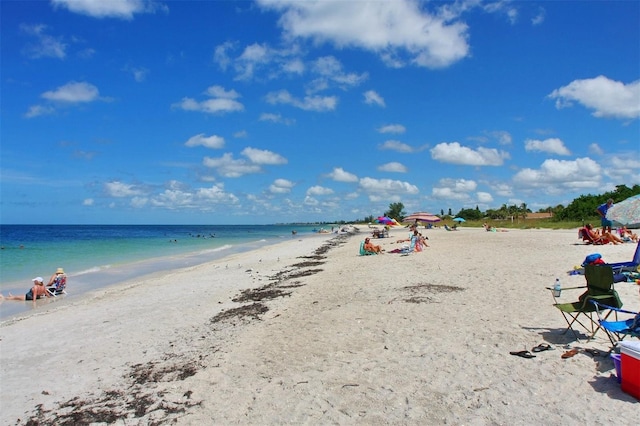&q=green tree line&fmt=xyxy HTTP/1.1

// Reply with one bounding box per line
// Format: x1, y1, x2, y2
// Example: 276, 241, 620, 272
358, 184, 640, 223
